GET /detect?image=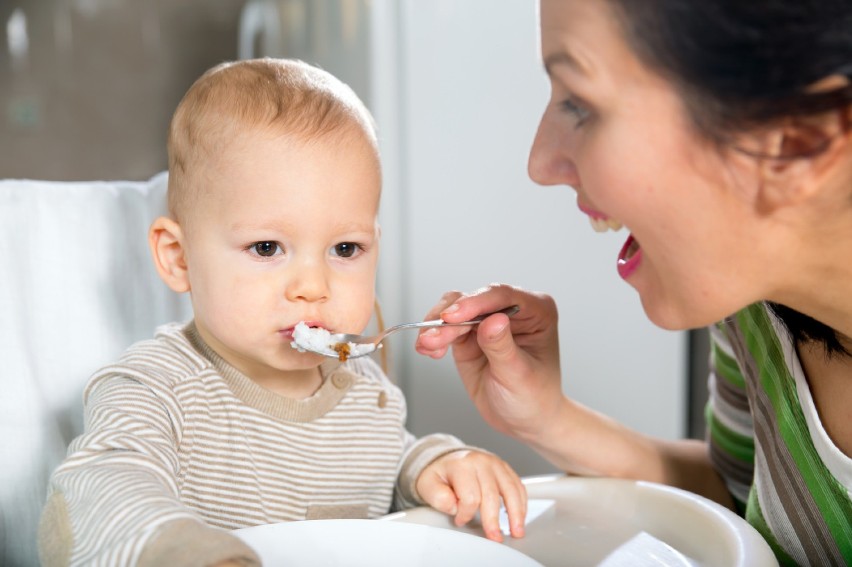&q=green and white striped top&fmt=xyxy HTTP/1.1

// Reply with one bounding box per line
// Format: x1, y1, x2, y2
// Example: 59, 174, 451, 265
707, 302, 852, 566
